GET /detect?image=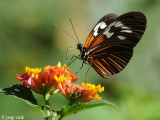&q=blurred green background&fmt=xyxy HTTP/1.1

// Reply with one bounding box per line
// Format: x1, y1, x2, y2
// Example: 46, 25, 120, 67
0, 0, 160, 120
